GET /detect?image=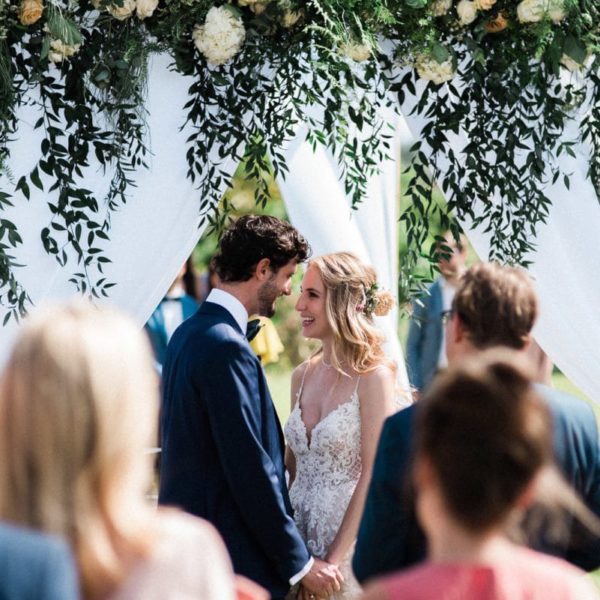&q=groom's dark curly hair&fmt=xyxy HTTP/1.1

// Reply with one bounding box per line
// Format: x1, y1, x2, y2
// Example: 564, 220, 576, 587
213, 215, 310, 282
